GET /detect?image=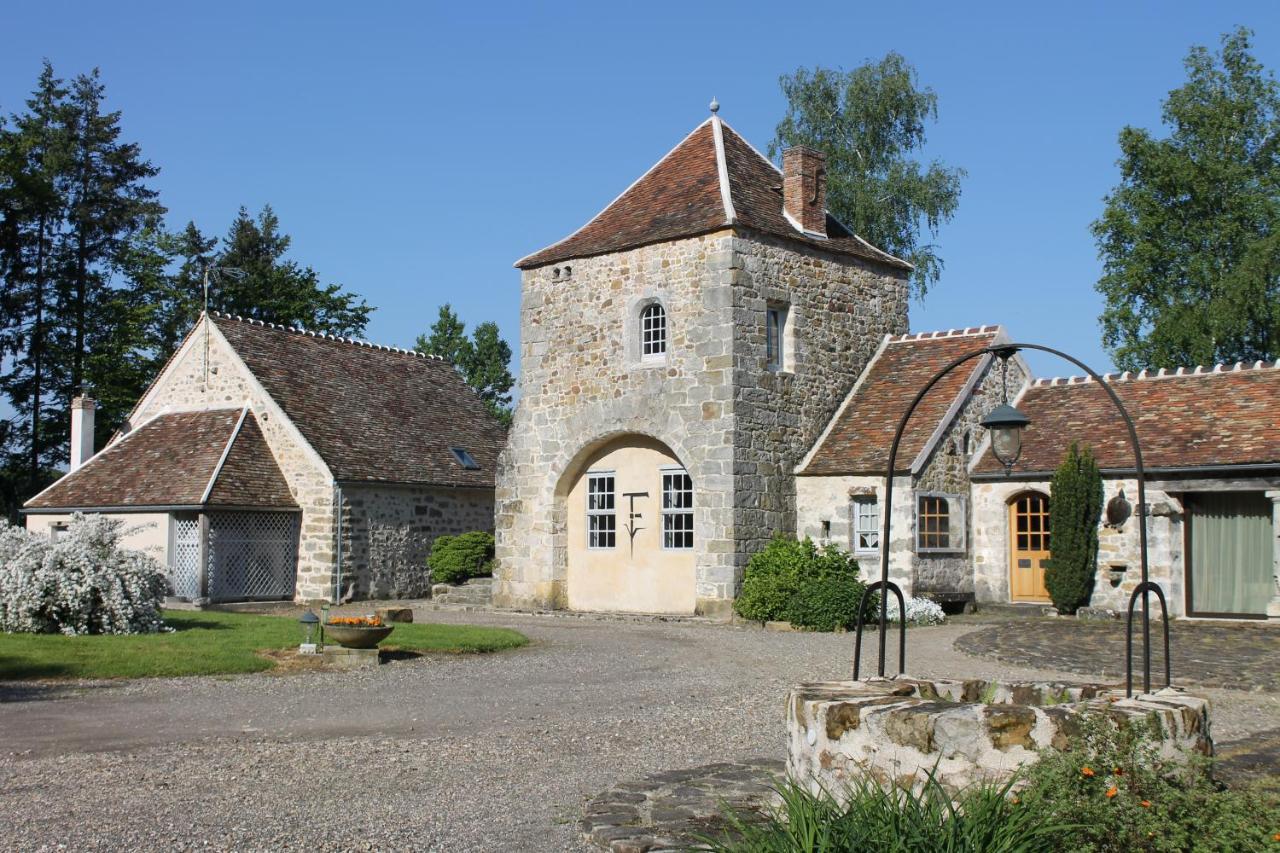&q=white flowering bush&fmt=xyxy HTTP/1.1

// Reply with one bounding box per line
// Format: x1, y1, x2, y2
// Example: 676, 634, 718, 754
0, 514, 168, 635
872, 595, 947, 626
